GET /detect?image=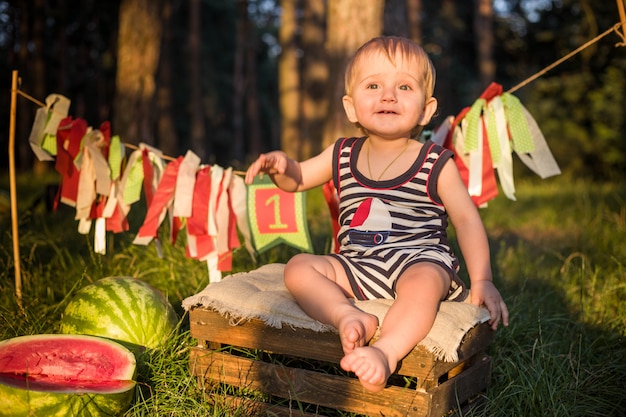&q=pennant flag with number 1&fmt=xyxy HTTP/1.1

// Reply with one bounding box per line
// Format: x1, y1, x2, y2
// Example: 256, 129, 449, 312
247, 175, 313, 254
